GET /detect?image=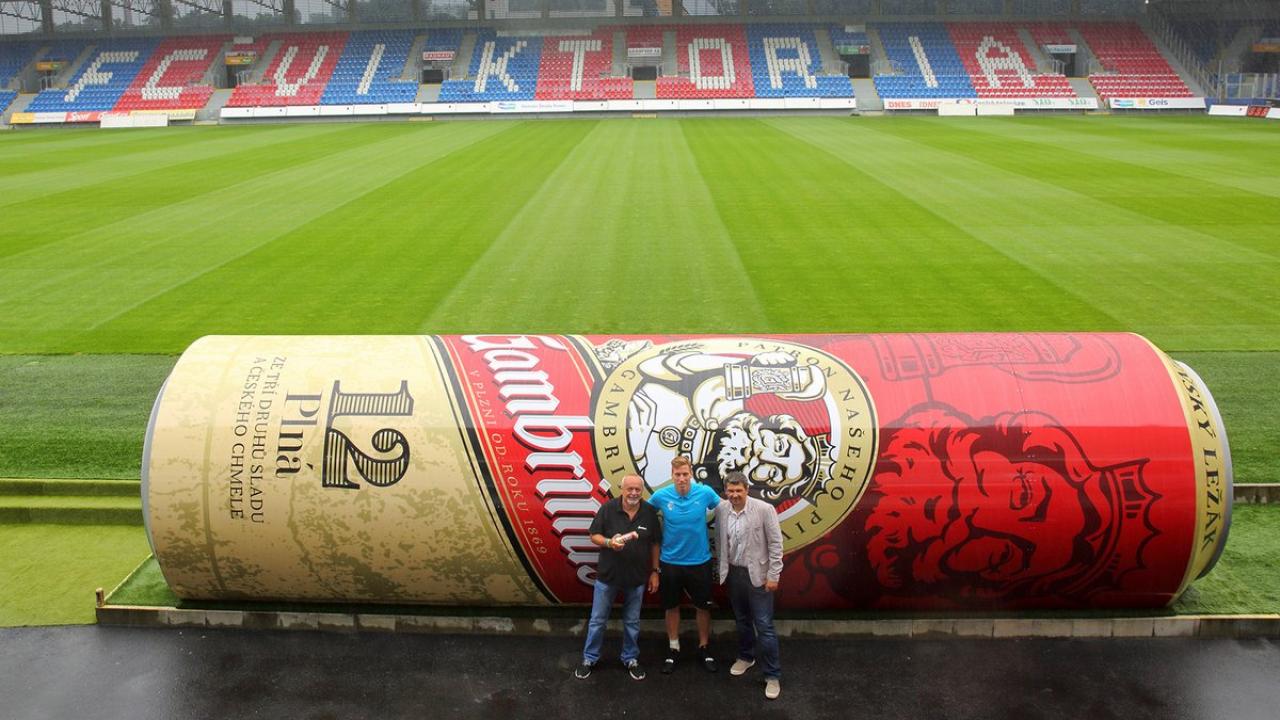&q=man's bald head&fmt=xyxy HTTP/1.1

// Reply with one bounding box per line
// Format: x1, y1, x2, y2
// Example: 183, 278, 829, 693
620, 474, 644, 509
